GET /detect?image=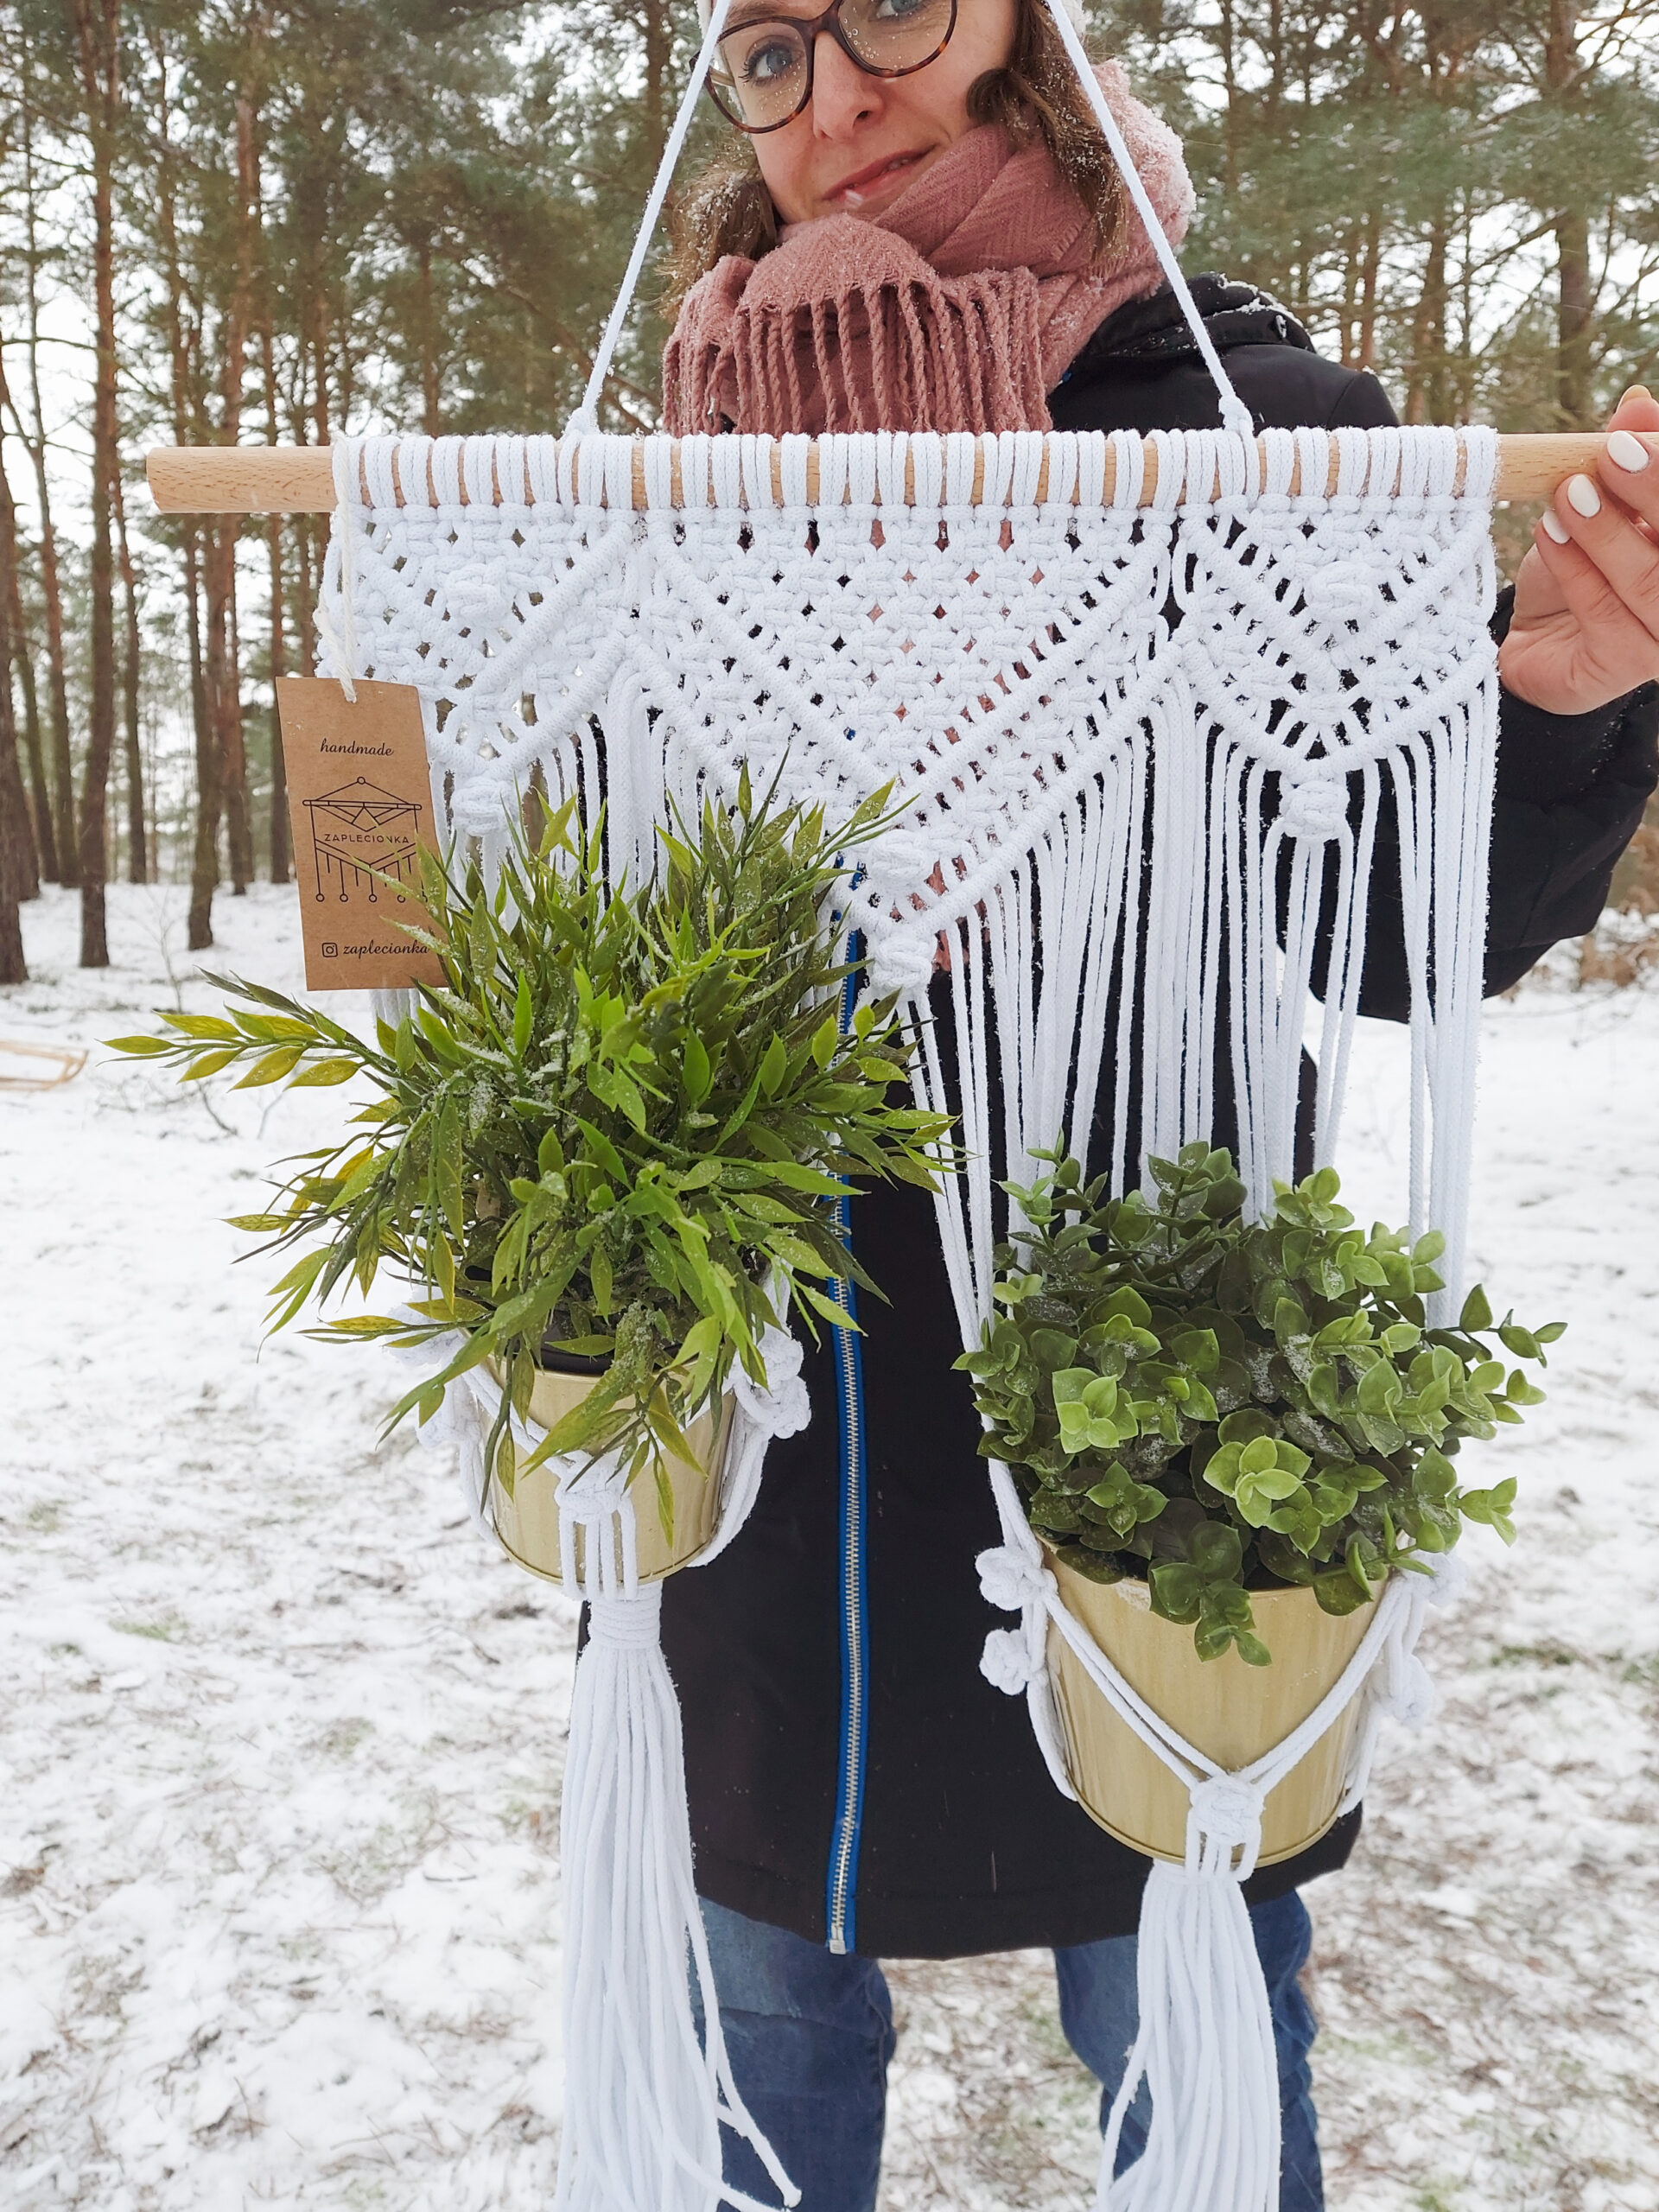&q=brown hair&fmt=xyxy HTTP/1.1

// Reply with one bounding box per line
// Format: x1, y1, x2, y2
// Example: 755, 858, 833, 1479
660, 0, 1124, 321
